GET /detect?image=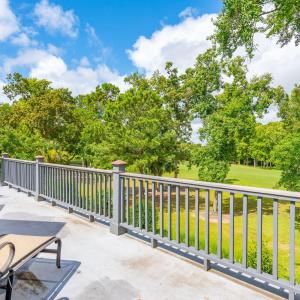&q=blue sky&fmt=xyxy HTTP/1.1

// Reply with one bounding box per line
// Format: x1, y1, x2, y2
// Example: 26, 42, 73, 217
6, 0, 221, 74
